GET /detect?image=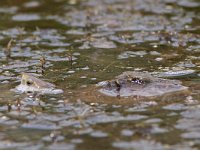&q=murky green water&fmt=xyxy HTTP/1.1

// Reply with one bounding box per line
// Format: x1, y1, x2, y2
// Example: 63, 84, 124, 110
0, 0, 200, 149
